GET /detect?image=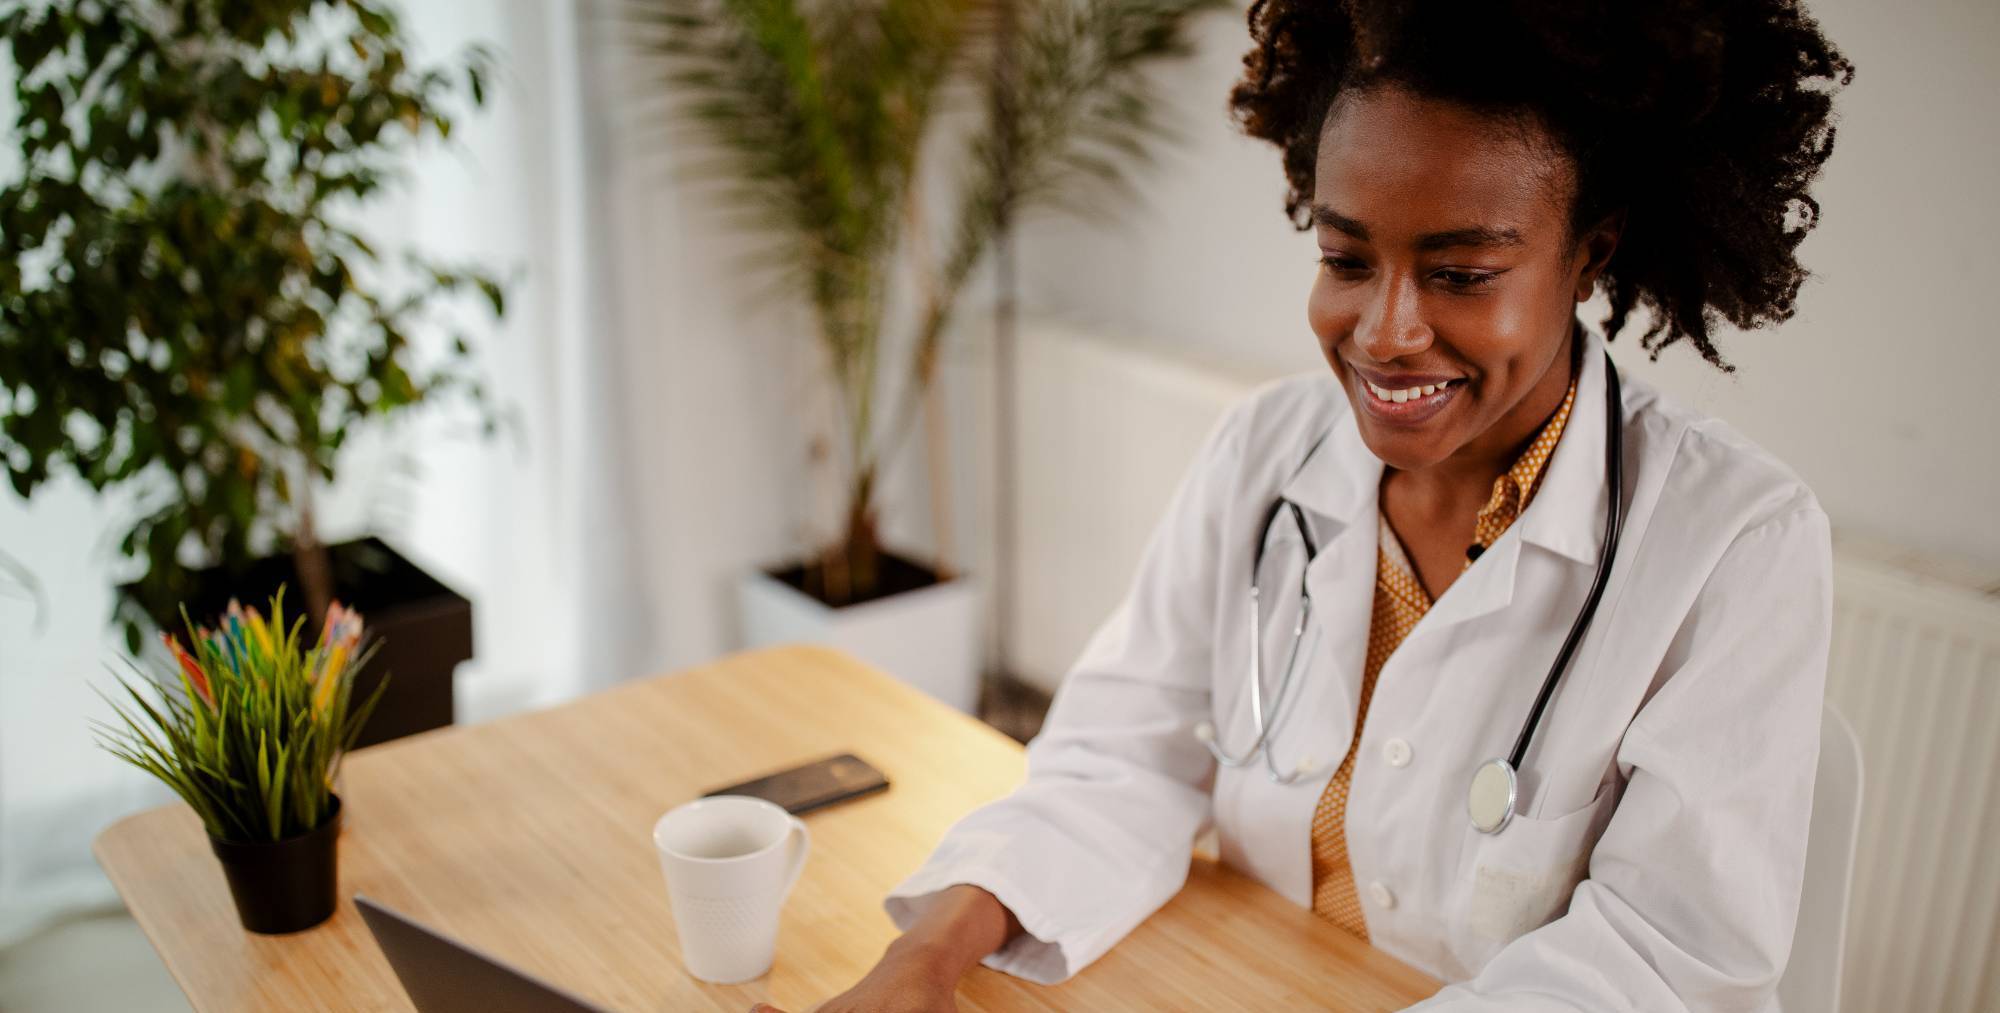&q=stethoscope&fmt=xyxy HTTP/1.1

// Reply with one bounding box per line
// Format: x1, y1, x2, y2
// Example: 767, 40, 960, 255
1195, 348, 1625, 835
